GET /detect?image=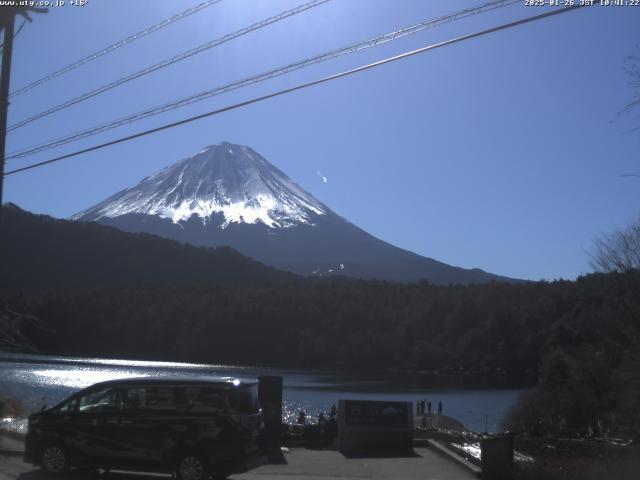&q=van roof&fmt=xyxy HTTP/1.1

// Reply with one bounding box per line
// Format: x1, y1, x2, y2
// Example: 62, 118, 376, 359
84, 376, 257, 390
